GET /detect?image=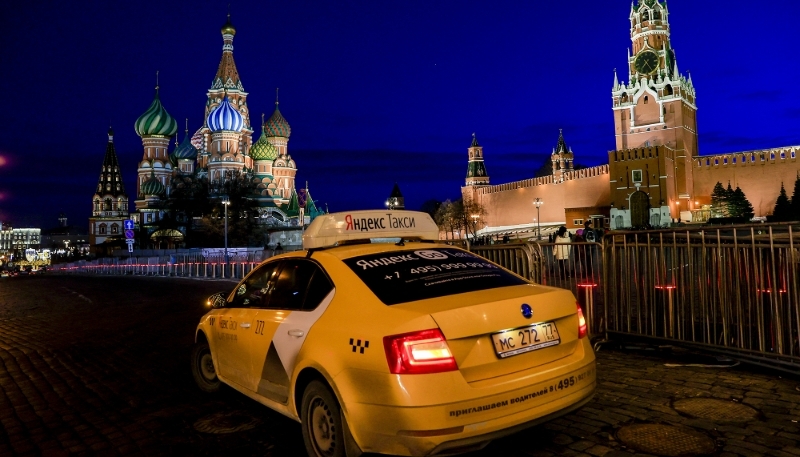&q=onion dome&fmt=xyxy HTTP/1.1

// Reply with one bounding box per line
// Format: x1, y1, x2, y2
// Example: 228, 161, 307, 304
141, 170, 165, 196
207, 95, 244, 132
221, 14, 236, 36
265, 103, 291, 138
250, 129, 278, 161
191, 127, 204, 150
135, 90, 178, 137
172, 131, 198, 160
